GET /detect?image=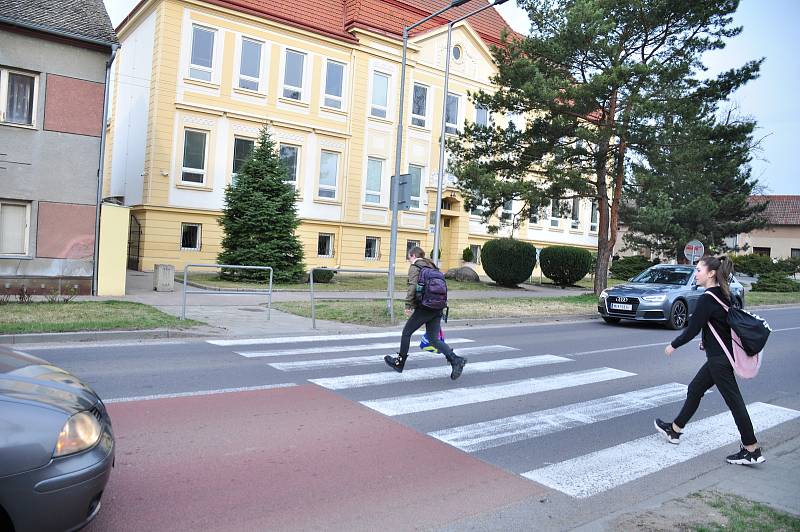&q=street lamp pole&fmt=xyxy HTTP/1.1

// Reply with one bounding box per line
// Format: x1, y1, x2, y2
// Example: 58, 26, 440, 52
432, 0, 510, 266
388, 0, 471, 320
